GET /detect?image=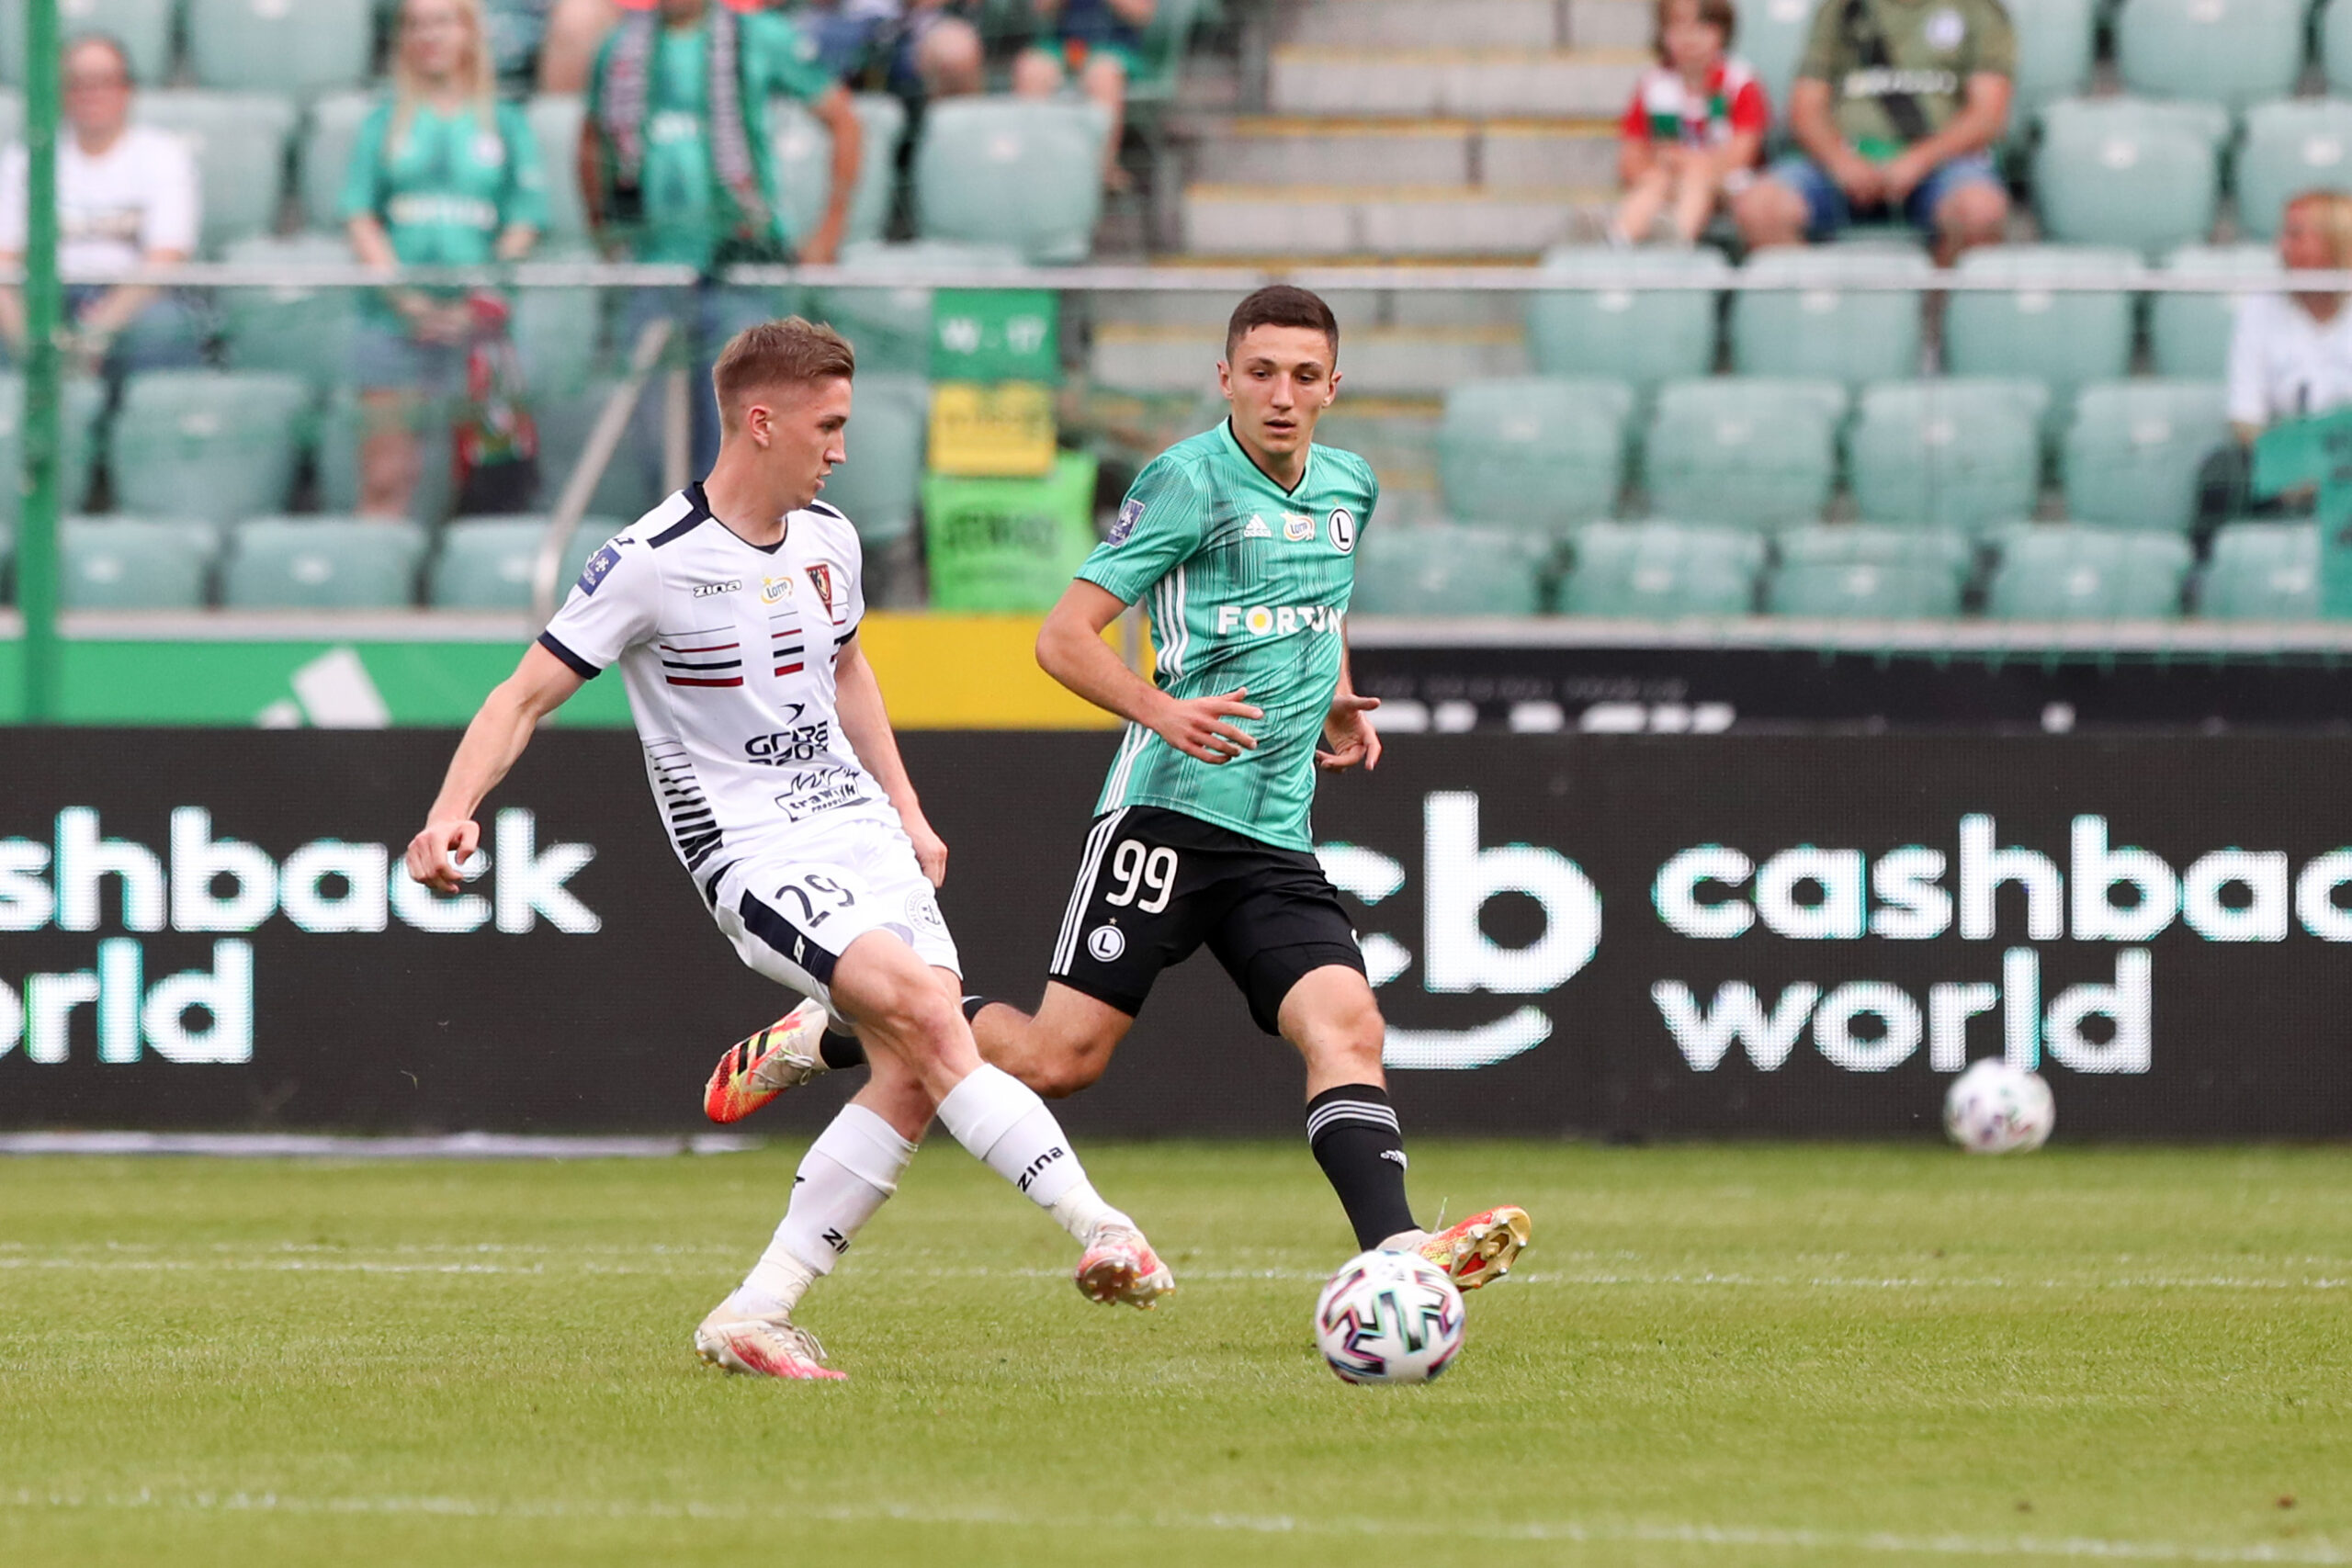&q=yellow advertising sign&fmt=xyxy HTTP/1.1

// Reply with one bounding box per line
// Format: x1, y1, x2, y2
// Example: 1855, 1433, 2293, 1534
927, 380, 1057, 477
